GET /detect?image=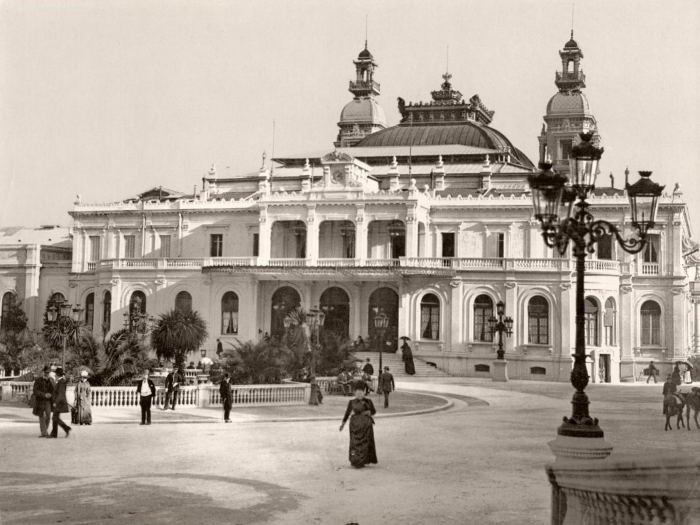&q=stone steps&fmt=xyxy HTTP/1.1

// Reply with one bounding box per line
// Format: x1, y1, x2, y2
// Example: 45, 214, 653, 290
352, 352, 452, 378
